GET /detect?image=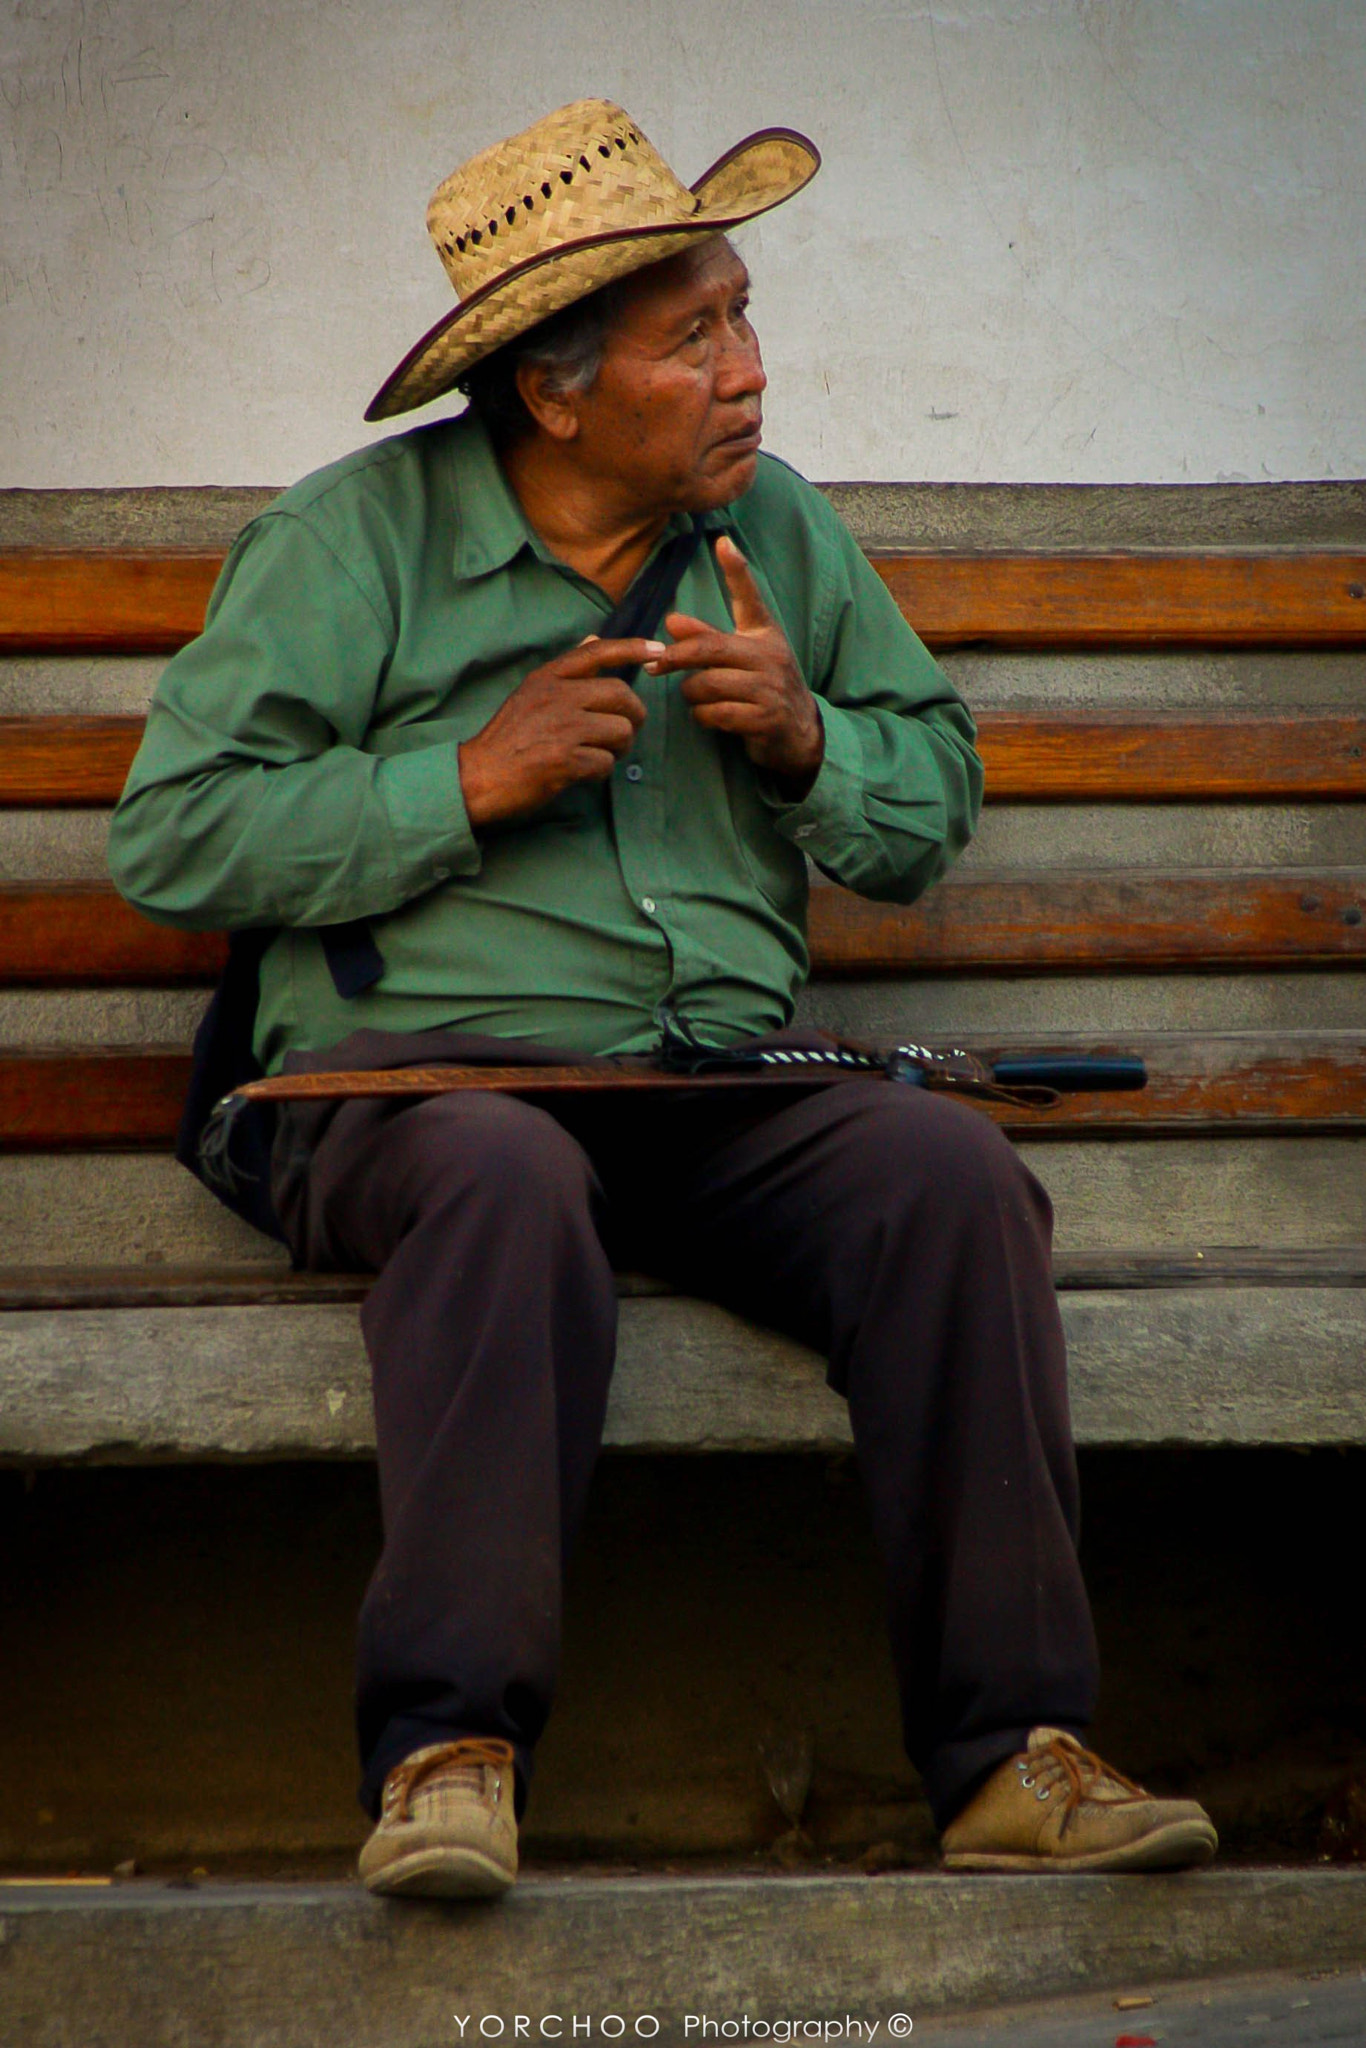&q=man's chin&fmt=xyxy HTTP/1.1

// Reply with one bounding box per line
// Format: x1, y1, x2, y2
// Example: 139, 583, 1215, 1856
690, 446, 761, 510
